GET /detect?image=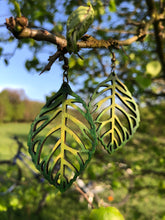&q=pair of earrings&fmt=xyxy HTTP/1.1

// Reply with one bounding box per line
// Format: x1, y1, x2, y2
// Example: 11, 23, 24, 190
28, 54, 140, 192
